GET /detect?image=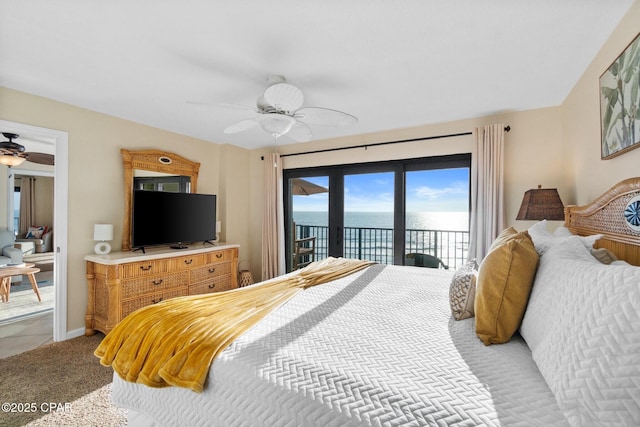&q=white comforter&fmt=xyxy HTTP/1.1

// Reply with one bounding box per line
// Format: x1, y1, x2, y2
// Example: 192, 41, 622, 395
112, 264, 568, 426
